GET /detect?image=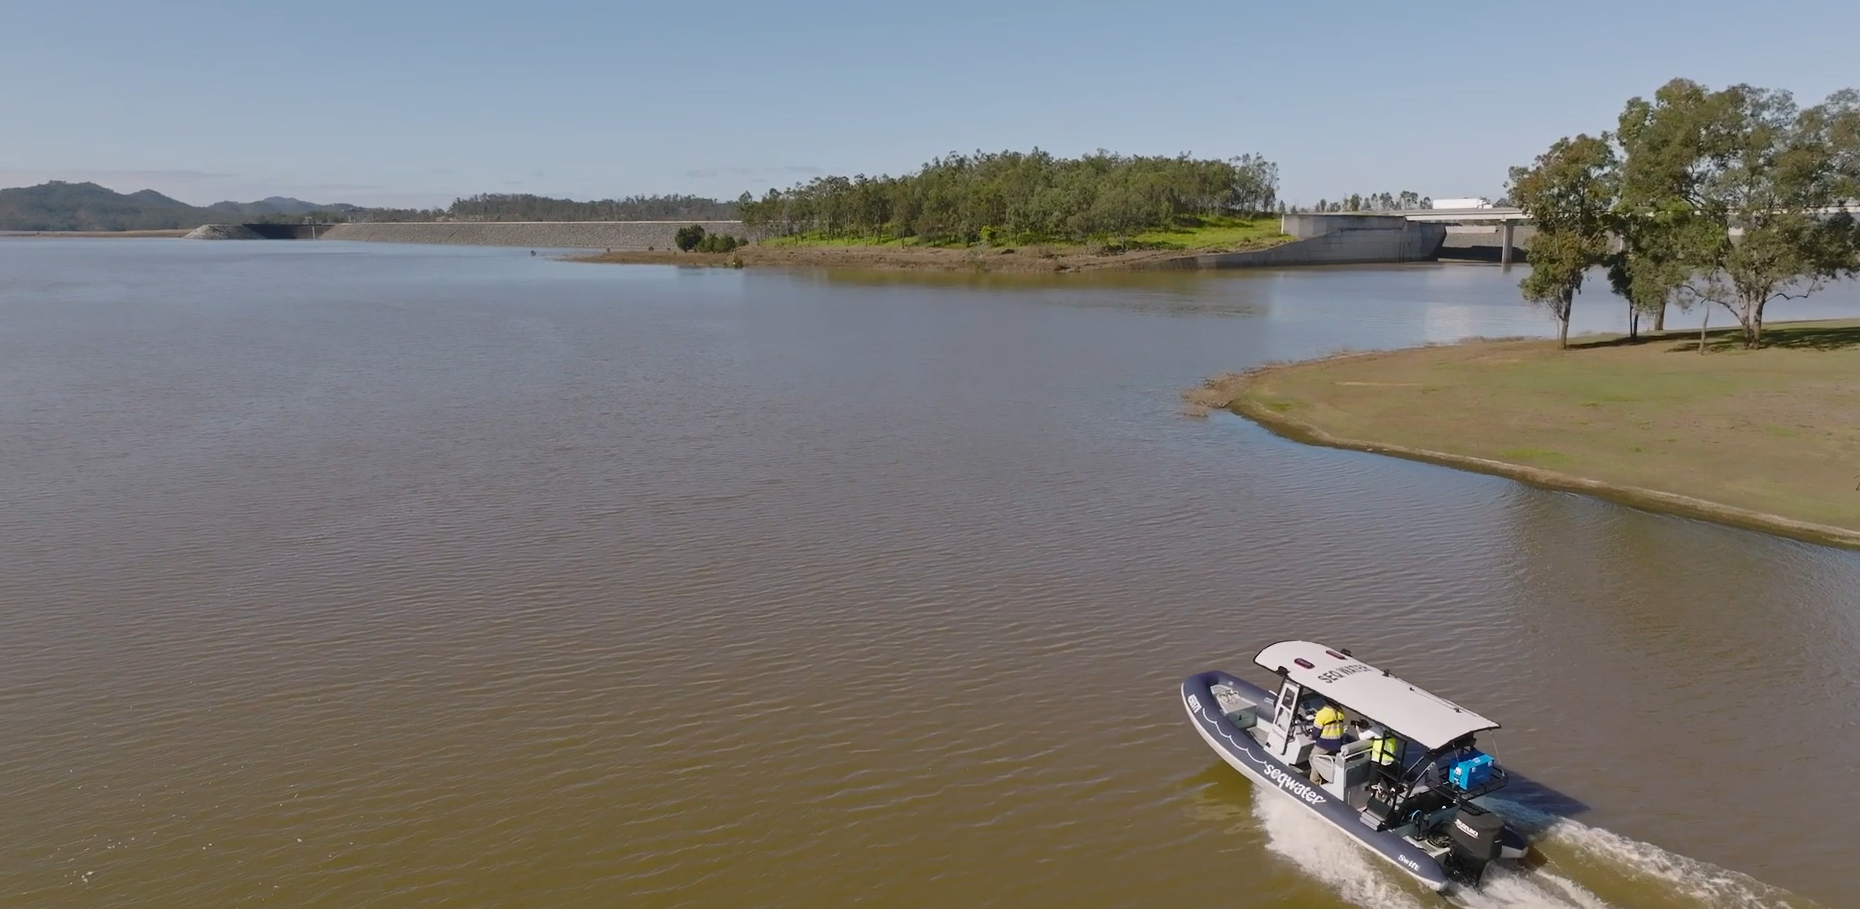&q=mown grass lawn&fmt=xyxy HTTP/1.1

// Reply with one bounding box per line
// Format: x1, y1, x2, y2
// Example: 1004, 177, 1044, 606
1189, 320, 1860, 536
